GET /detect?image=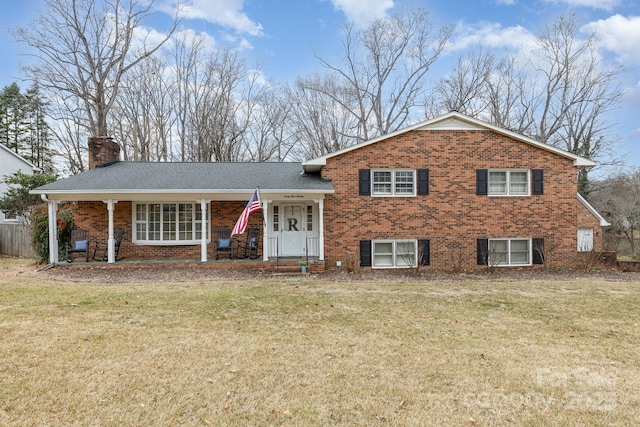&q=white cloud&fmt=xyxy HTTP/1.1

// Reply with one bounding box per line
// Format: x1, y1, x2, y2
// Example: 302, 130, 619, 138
161, 0, 263, 36
495, 0, 516, 5
447, 21, 537, 52
329, 0, 394, 27
173, 28, 218, 52
583, 15, 640, 66
544, 0, 621, 11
